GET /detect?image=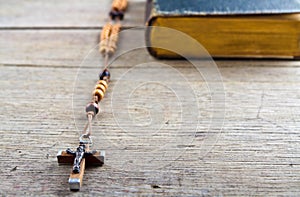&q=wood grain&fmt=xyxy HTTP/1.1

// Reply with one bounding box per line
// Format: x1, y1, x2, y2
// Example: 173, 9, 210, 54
0, 0, 300, 196
1, 61, 300, 196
